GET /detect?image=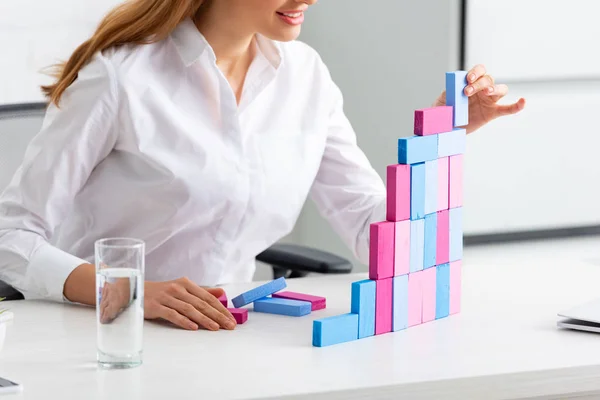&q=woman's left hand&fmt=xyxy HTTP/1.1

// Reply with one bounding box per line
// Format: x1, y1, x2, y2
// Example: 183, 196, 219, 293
434, 64, 526, 134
